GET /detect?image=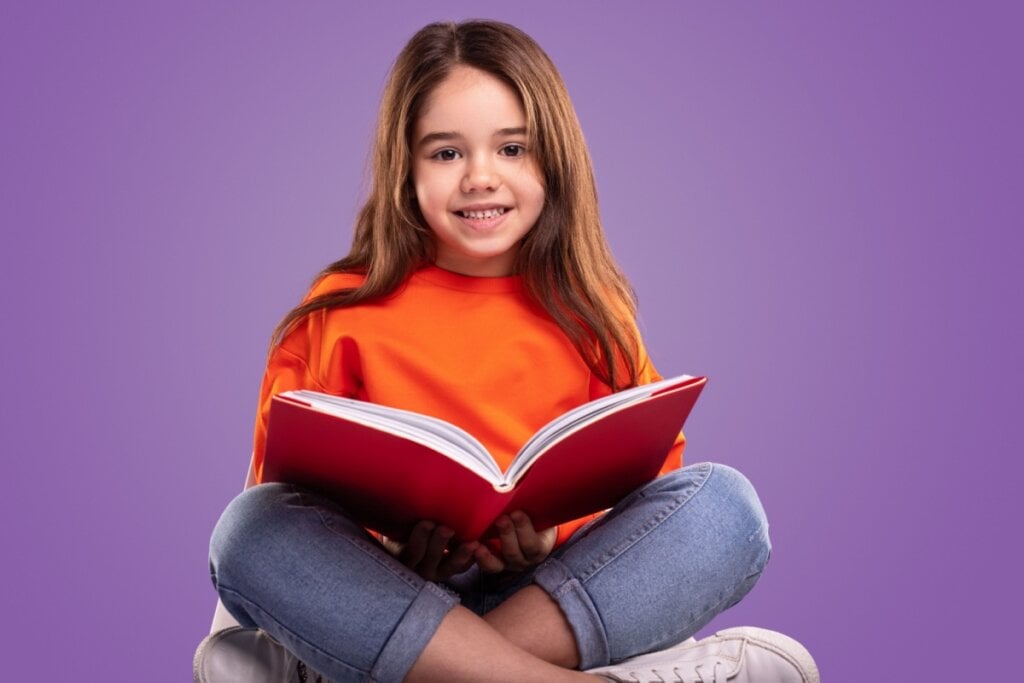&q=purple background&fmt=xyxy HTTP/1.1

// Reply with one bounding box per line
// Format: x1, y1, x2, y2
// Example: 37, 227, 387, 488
2, 2, 1020, 679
